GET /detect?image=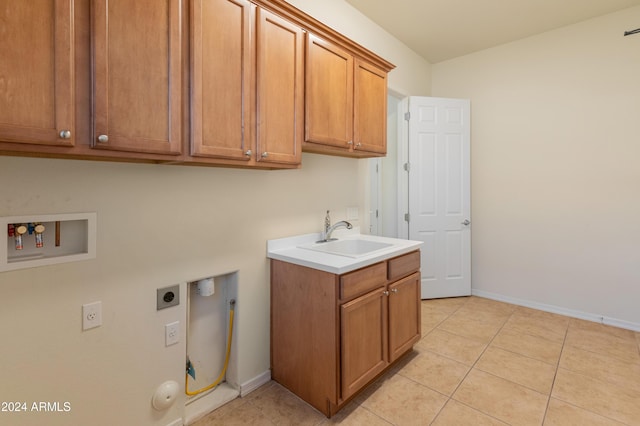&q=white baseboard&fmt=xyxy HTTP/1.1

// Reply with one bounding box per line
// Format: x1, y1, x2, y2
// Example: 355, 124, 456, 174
239, 370, 271, 397
472, 289, 640, 332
